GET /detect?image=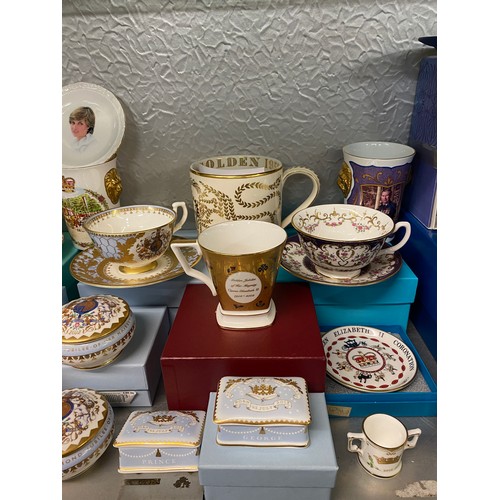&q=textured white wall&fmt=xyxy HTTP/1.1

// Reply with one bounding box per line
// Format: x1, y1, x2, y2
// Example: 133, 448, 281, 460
62, 0, 436, 229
